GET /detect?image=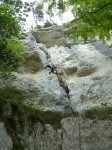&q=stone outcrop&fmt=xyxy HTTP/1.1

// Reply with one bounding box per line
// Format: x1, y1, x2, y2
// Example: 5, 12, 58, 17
1, 26, 112, 149
60, 117, 112, 150
9, 72, 69, 113
32, 26, 75, 48
1, 116, 112, 150
8, 28, 112, 114
0, 122, 13, 150
47, 42, 112, 112
19, 35, 48, 73
23, 123, 61, 150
